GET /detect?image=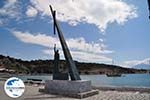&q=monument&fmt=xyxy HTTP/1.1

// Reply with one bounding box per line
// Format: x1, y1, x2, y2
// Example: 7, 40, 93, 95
52, 44, 69, 80
39, 5, 99, 98
49, 5, 81, 81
